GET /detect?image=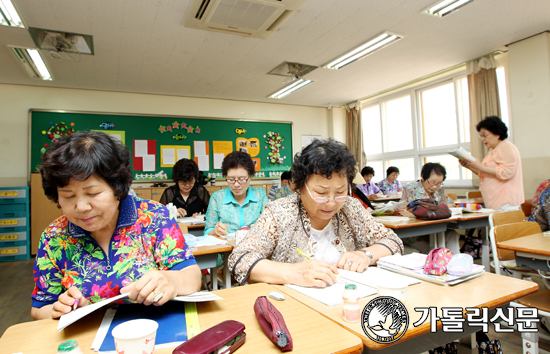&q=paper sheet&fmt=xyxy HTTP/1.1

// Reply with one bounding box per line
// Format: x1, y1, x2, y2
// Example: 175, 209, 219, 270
286, 282, 376, 307
142, 155, 156, 171
134, 140, 148, 157
197, 155, 209, 171
194, 141, 206, 156
177, 149, 189, 161
213, 153, 225, 169
163, 148, 176, 166
172, 291, 223, 302
58, 293, 130, 332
